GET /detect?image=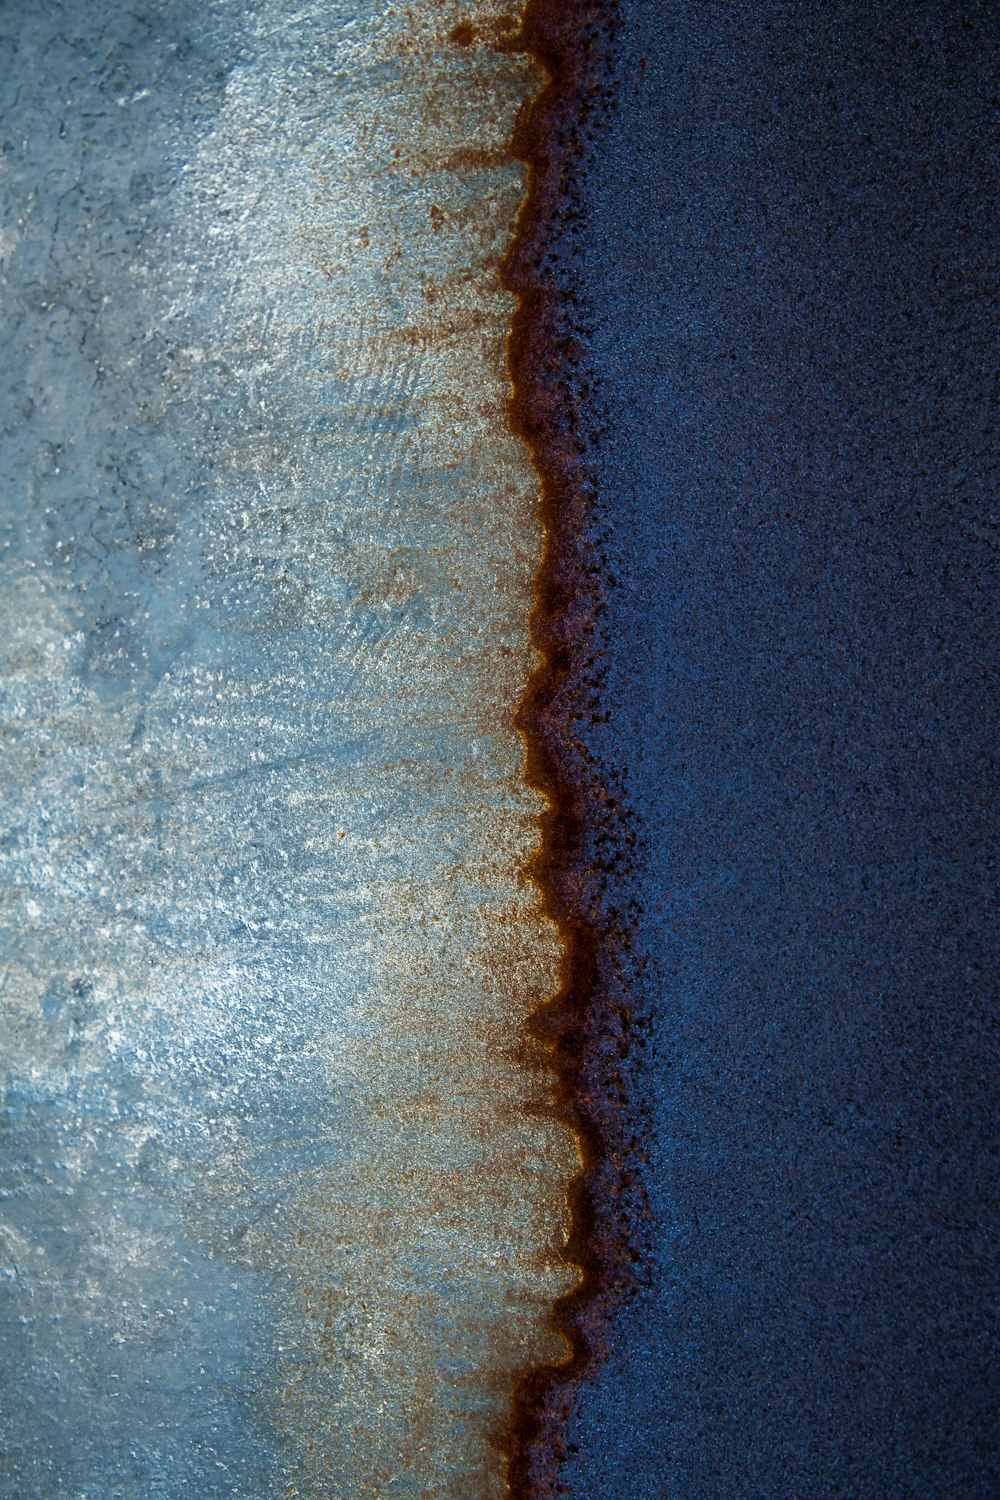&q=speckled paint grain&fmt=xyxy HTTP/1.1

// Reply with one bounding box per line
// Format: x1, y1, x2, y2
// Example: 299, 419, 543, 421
500, 3, 1000, 1496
